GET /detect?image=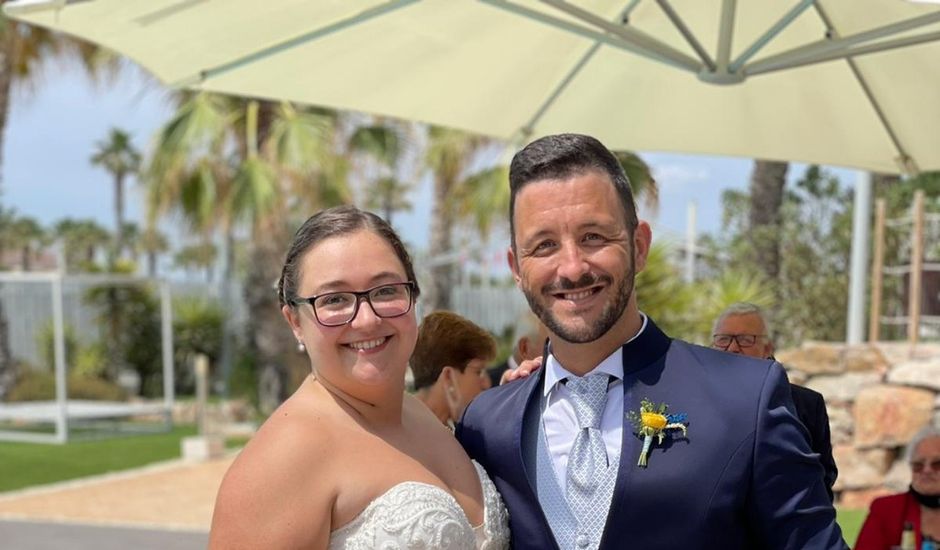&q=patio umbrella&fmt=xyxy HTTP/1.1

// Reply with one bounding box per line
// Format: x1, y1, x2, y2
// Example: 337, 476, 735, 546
6, 0, 940, 175
7, 0, 940, 344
